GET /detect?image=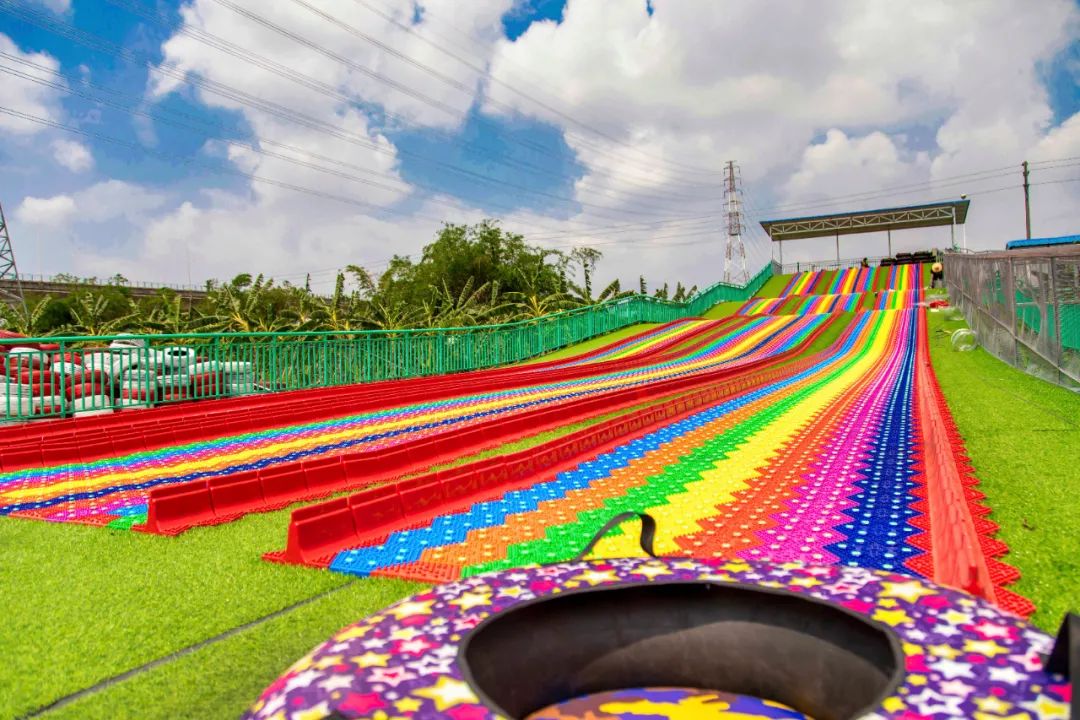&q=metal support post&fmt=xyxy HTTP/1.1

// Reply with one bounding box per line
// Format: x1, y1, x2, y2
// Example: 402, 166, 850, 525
1023, 160, 1031, 239
950, 207, 956, 250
